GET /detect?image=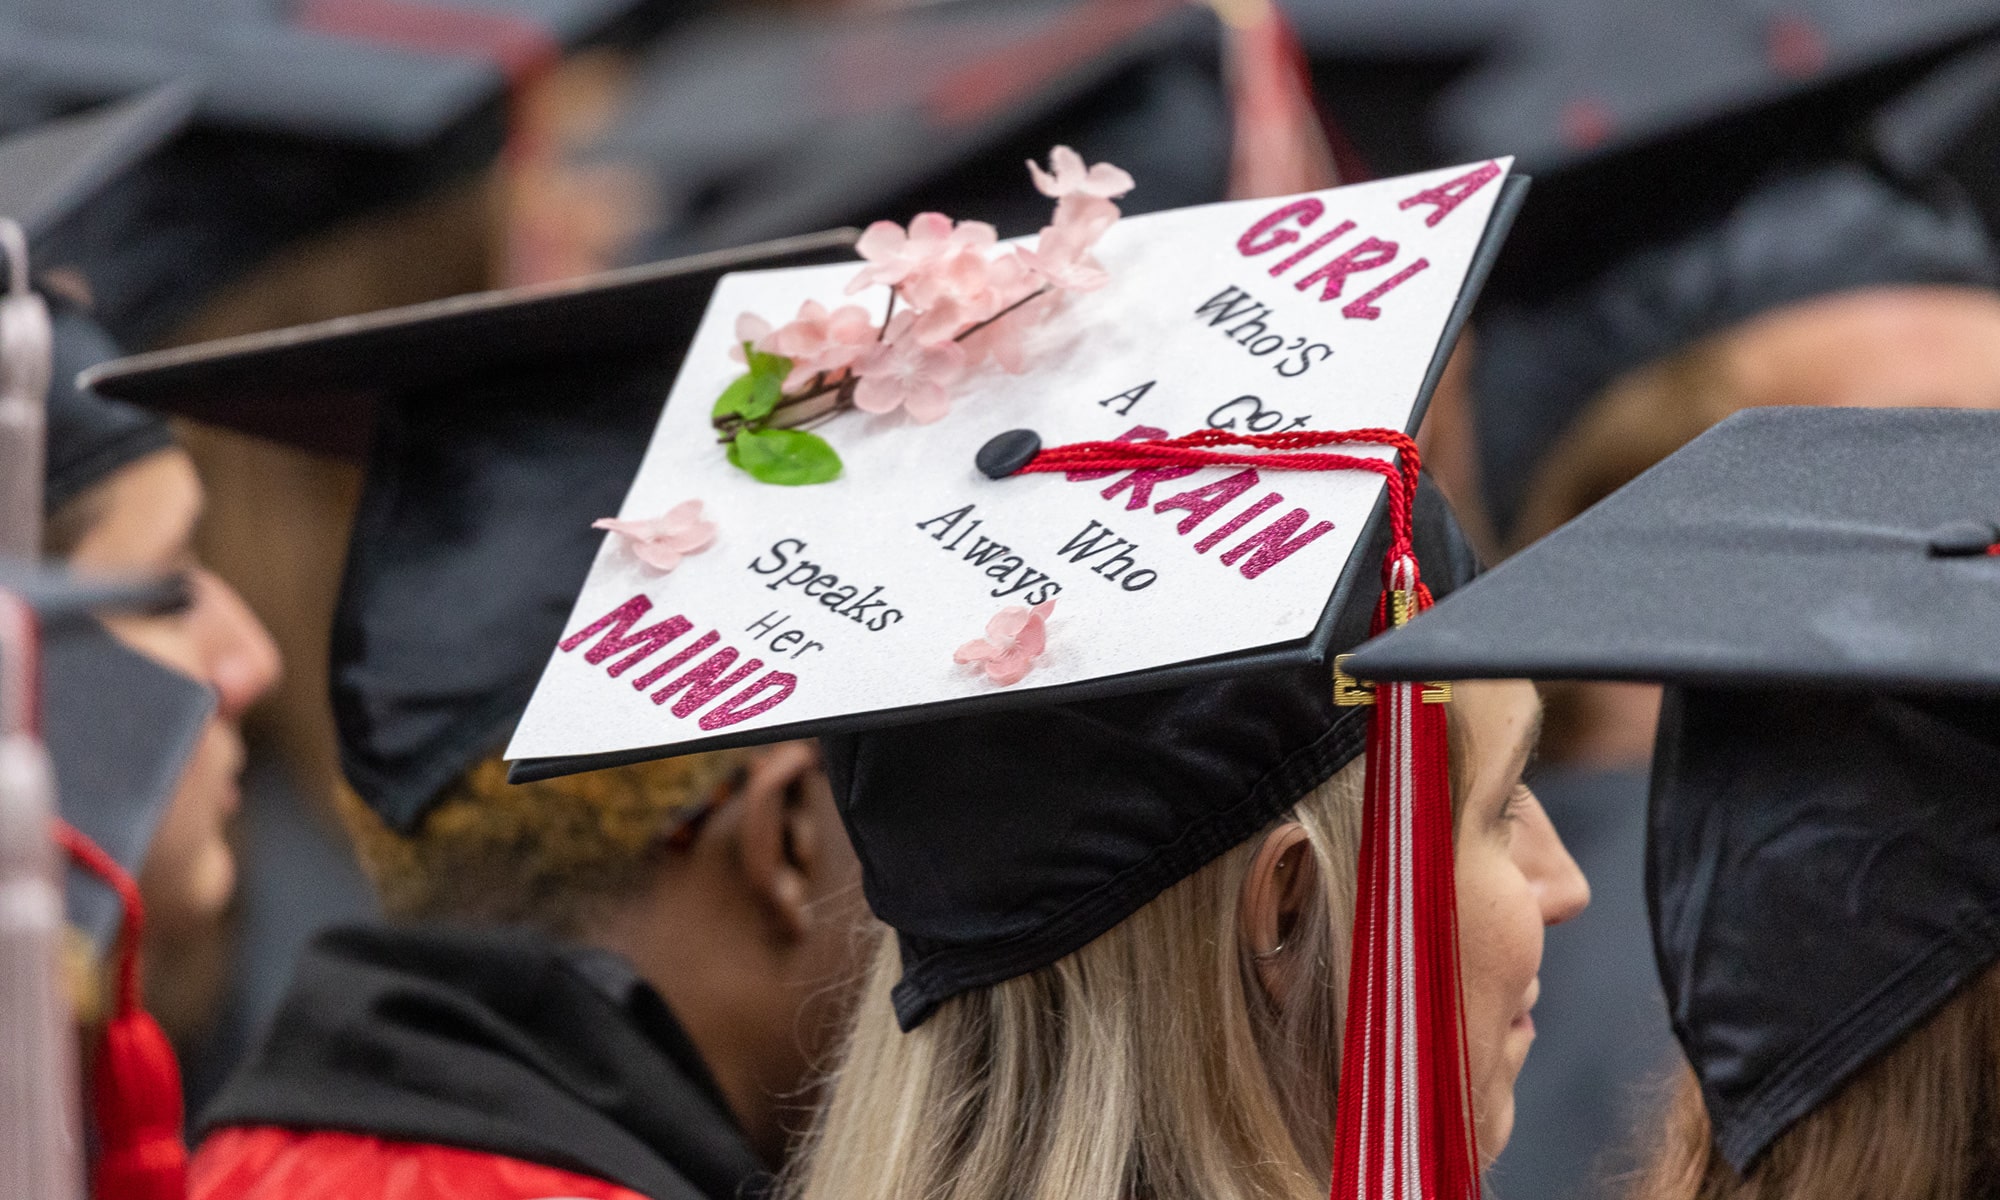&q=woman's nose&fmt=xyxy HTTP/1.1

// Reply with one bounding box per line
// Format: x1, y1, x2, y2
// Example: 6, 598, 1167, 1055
1517, 792, 1591, 927
194, 569, 283, 720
